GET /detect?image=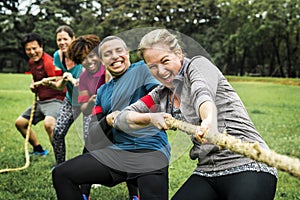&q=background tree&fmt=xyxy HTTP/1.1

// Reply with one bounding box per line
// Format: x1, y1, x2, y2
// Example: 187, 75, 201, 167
0, 0, 299, 77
